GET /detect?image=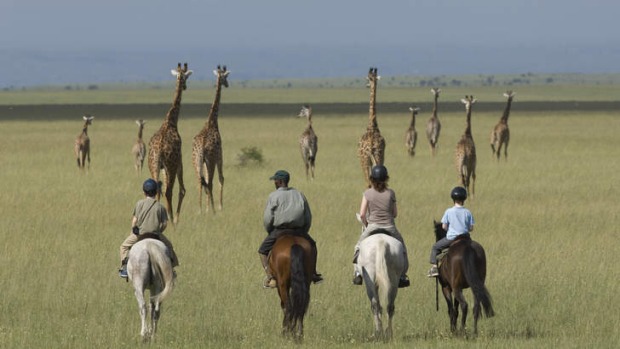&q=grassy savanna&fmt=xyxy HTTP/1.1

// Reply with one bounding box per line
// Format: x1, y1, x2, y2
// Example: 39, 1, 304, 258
0, 84, 619, 348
